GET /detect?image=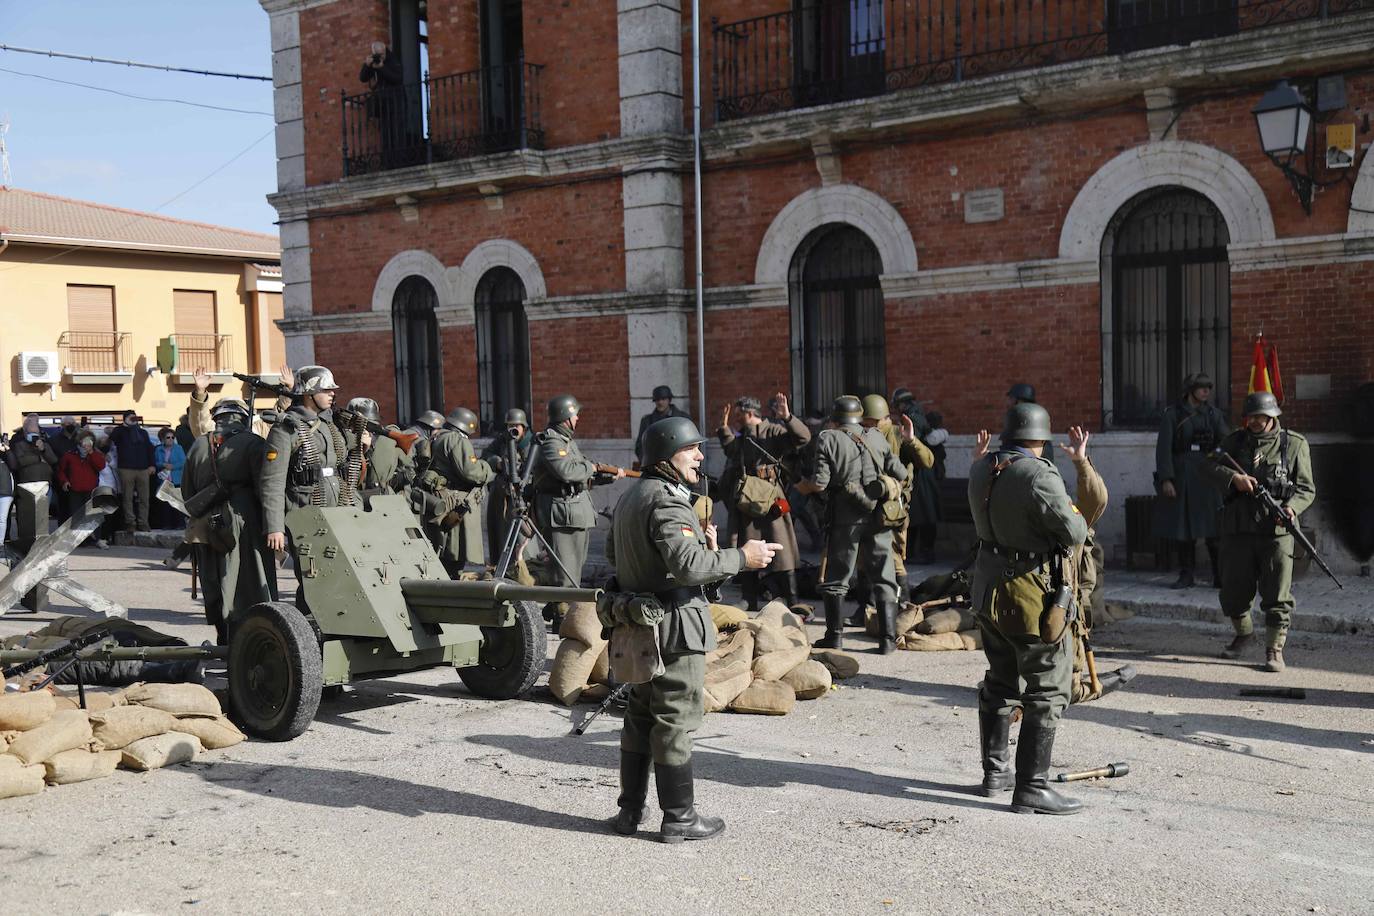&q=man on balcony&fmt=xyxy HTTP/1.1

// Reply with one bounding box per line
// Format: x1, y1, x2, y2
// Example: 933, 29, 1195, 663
109, 410, 156, 533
